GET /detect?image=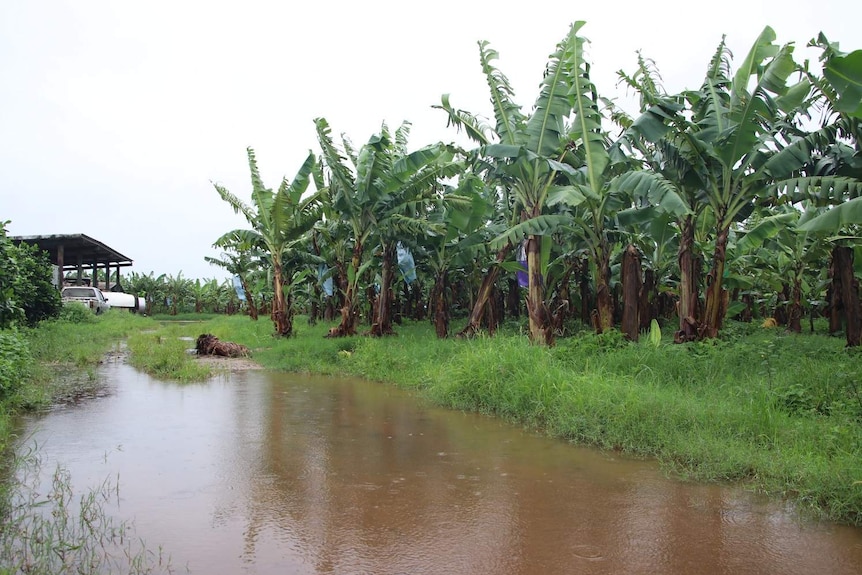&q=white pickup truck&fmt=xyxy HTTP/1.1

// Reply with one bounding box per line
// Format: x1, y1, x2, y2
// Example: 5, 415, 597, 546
61, 286, 111, 314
